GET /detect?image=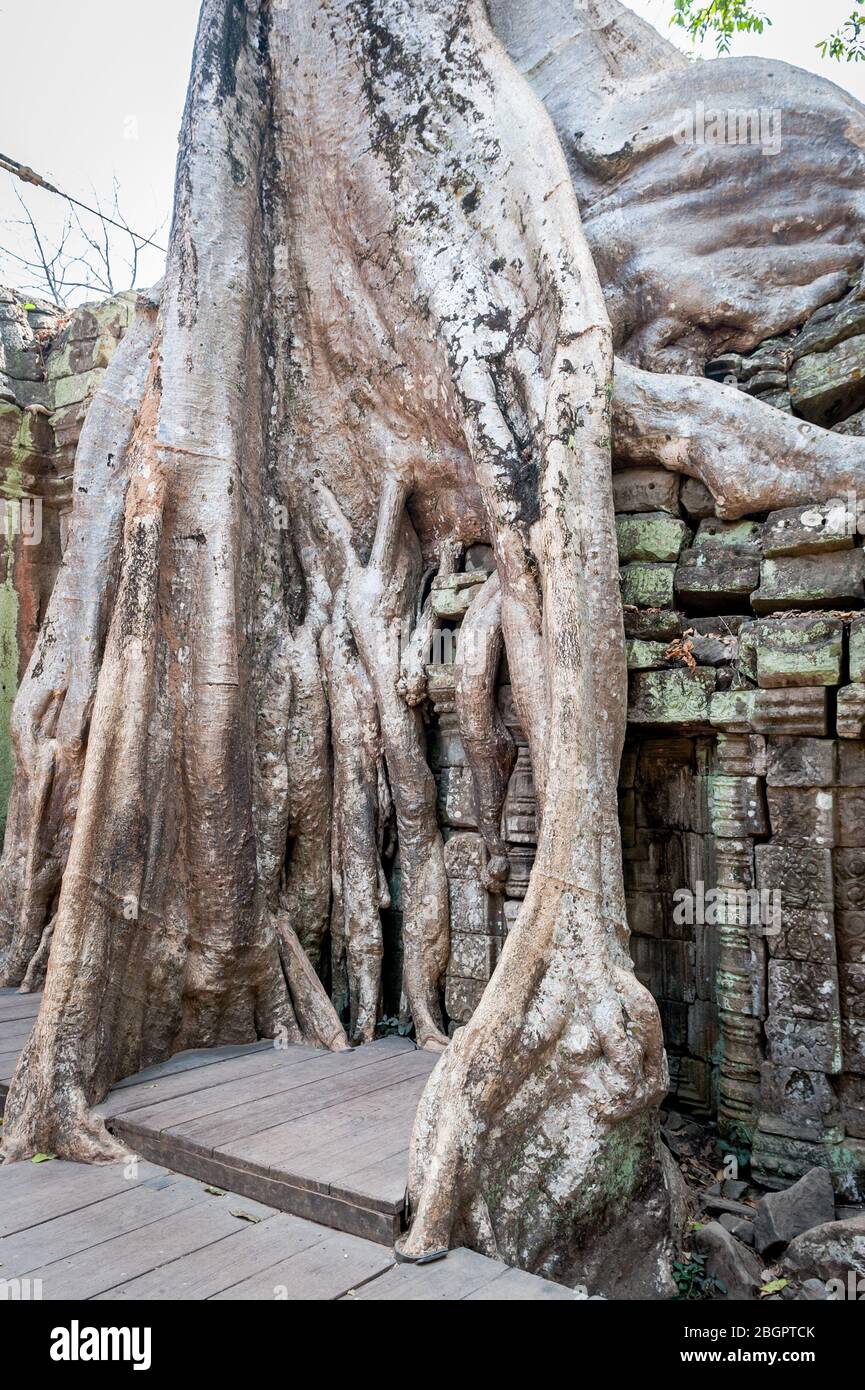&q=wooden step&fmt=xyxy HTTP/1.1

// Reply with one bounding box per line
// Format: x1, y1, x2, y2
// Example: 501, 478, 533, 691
0, 992, 437, 1245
